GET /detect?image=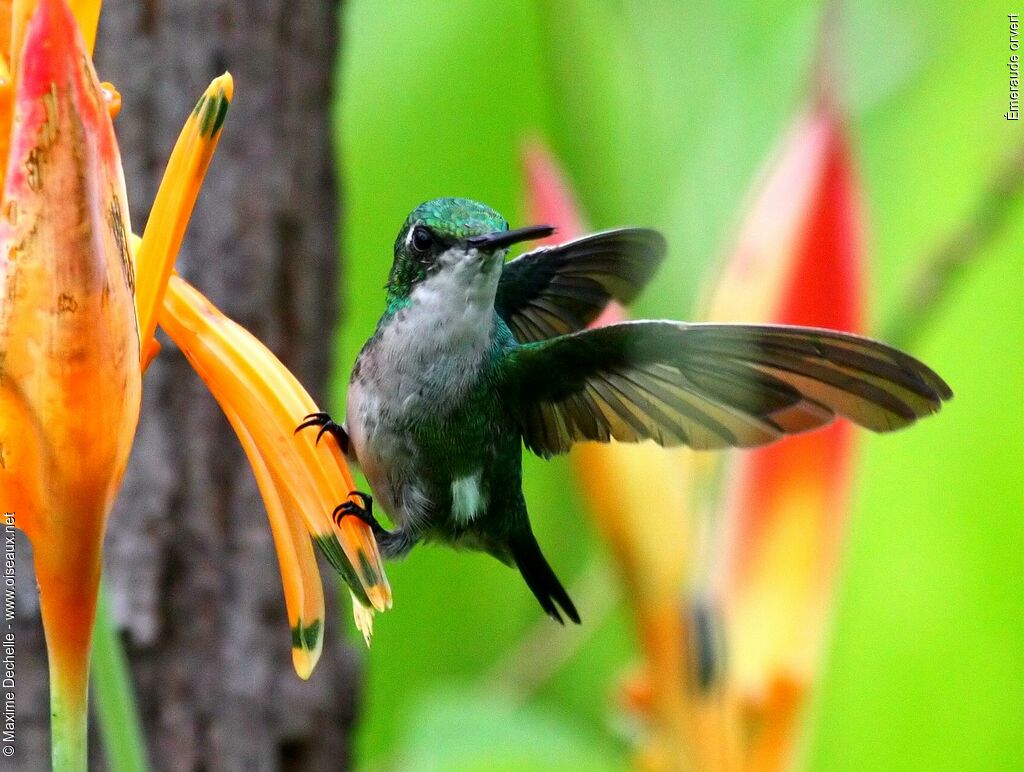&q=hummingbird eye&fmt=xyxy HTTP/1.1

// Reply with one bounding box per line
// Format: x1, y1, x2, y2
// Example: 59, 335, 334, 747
410, 225, 433, 254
